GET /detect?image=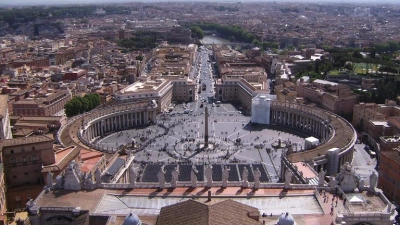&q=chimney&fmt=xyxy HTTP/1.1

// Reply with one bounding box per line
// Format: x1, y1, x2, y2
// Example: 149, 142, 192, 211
207, 190, 211, 202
